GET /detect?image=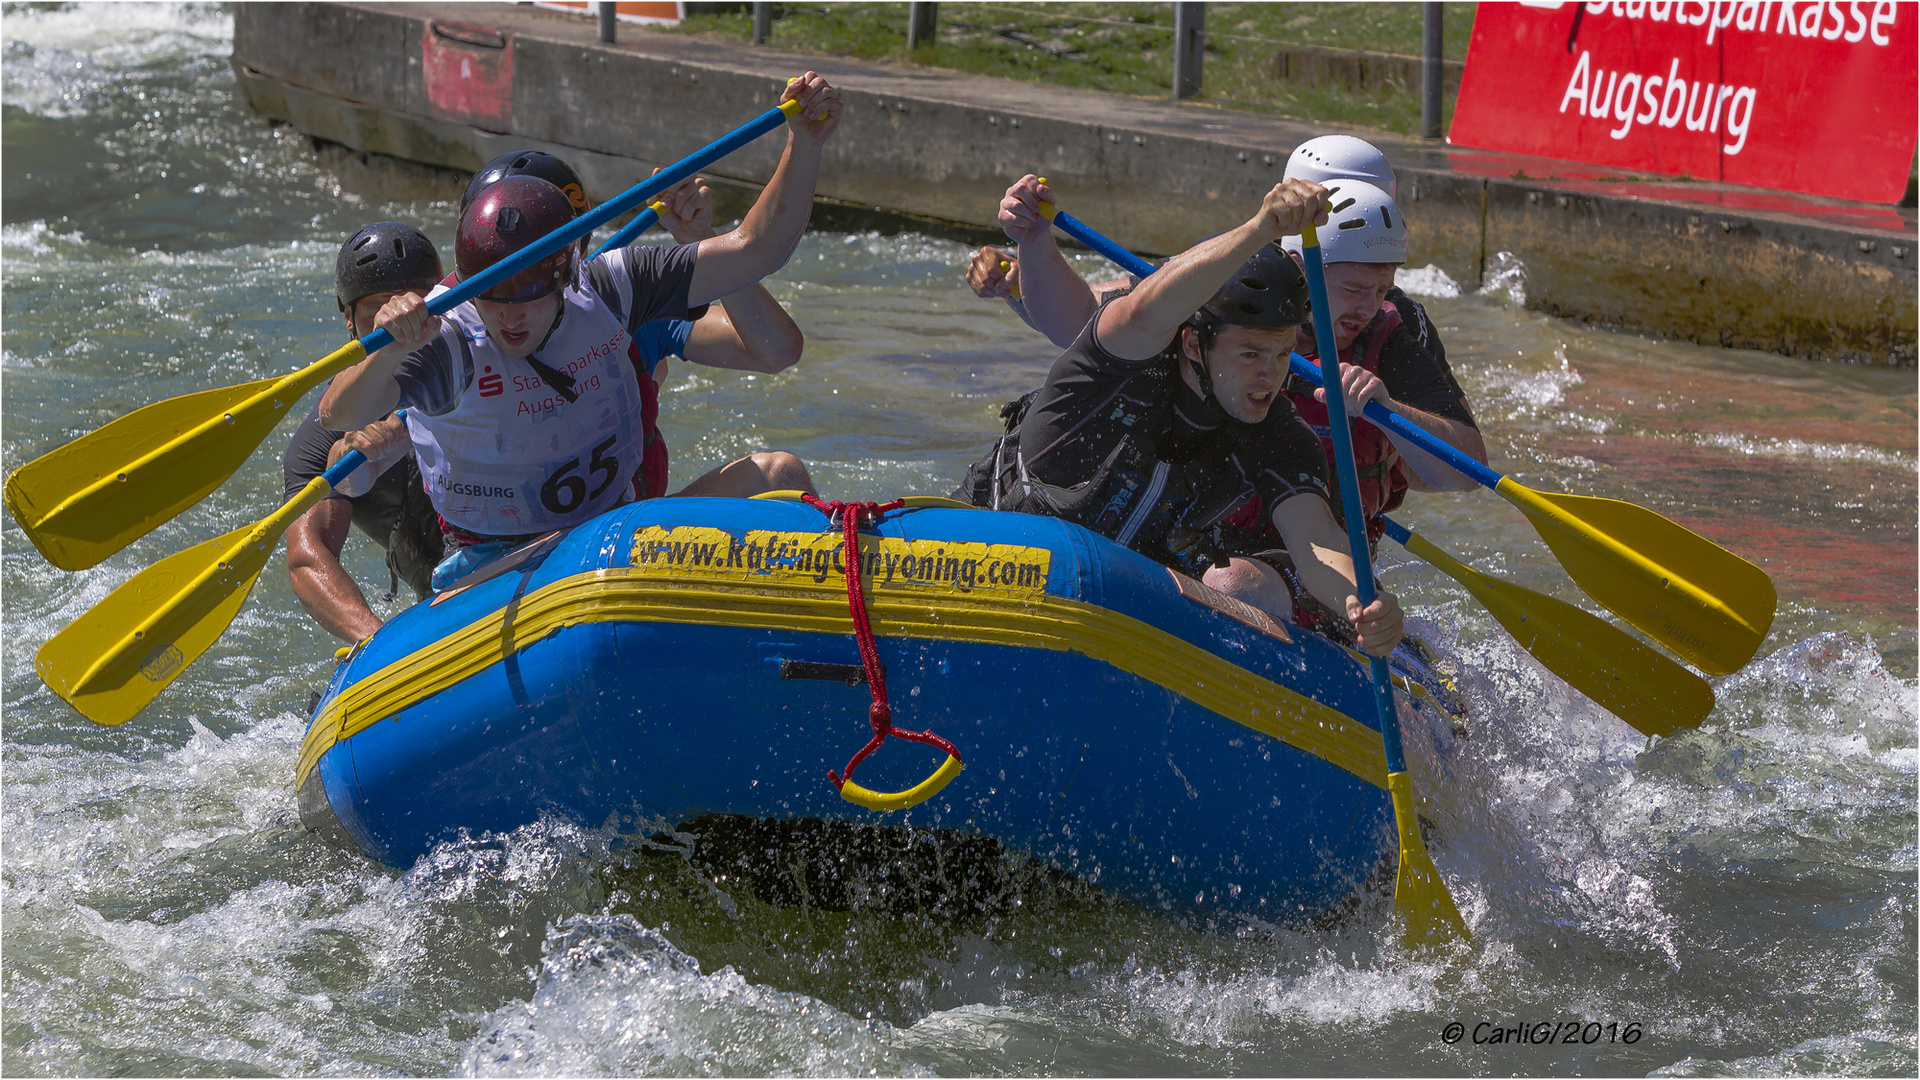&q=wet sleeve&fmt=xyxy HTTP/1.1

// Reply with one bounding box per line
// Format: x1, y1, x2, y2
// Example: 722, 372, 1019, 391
1375, 321, 1478, 429
613, 243, 699, 327
282, 403, 345, 501
390, 336, 464, 418
1251, 405, 1332, 511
